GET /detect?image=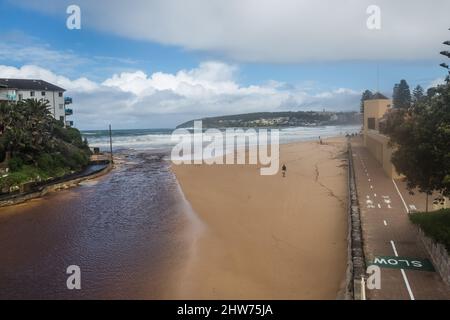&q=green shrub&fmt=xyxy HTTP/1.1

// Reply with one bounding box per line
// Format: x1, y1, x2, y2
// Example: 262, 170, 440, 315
52, 153, 66, 168
410, 209, 450, 253
8, 157, 24, 172
37, 153, 54, 171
